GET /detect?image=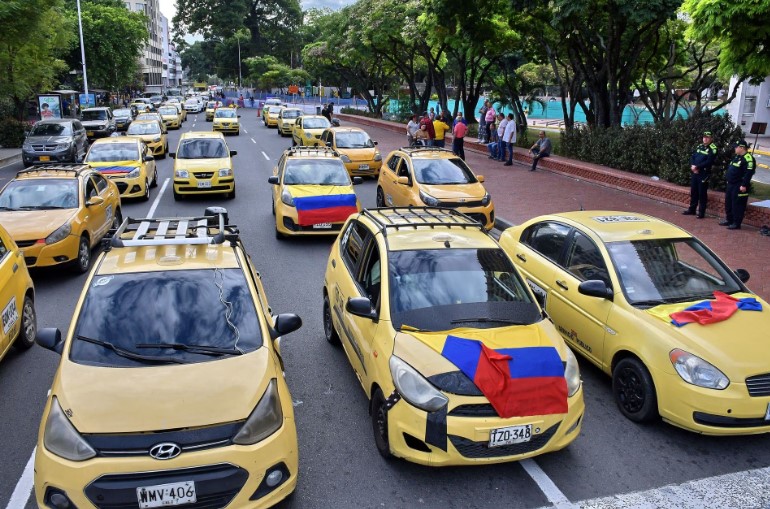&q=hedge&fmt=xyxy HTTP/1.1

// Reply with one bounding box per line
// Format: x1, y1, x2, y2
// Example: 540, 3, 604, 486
0, 118, 27, 148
